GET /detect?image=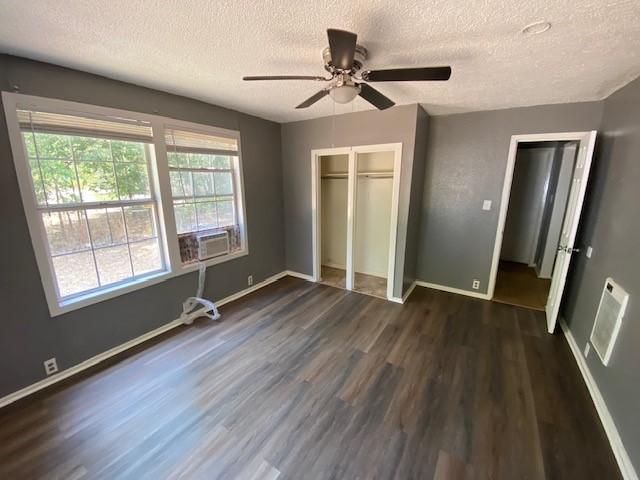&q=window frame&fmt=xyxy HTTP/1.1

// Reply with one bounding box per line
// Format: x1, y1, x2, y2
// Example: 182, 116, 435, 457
162, 122, 248, 267
155, 120, 249, 274
2, 92, 249, 316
